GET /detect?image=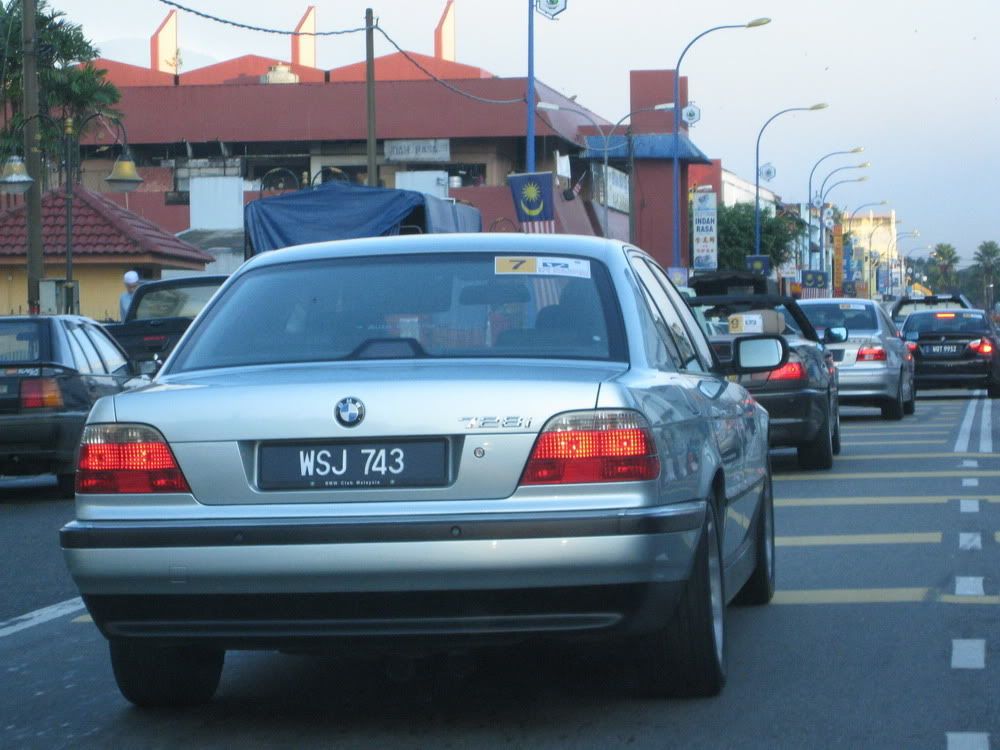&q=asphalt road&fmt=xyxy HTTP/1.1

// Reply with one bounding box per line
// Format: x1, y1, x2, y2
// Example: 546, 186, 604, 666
1, 391, 997, 750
